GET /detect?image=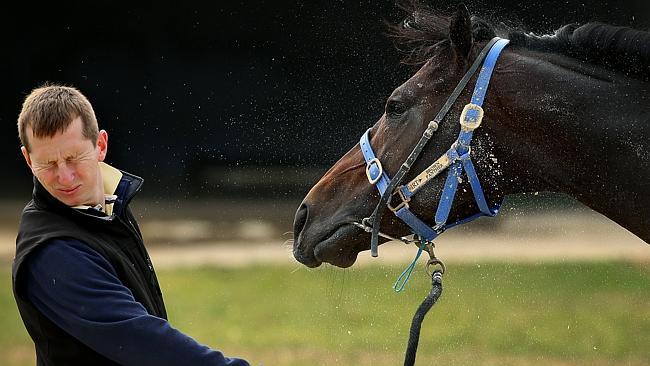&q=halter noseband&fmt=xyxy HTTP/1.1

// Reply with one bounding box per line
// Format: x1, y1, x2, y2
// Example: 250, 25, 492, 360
358, 37, 510, 256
